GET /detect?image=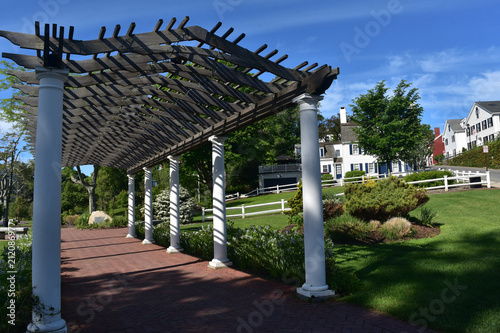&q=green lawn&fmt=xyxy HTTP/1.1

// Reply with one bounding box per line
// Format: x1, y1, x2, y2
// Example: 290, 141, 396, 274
335, 189, 500, 333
